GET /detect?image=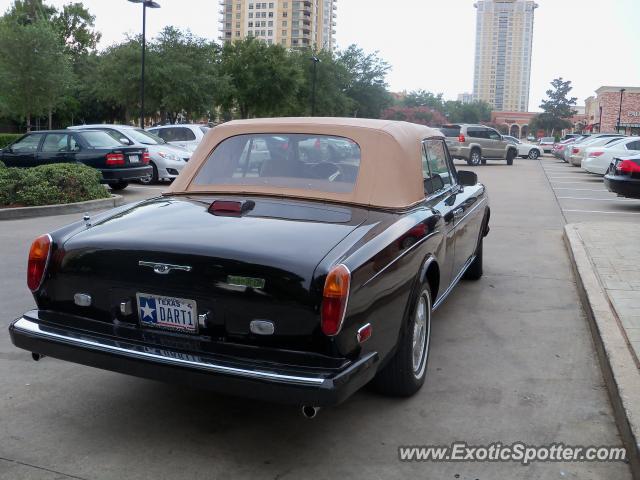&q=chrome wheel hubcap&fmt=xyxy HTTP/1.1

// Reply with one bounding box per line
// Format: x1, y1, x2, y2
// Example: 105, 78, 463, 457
471, 153, 480, 165
412, 294, 430, 376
